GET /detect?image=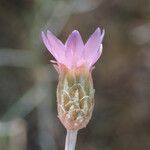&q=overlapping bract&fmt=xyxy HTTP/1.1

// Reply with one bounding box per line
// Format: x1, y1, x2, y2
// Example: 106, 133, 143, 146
42, 27, 104, 70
